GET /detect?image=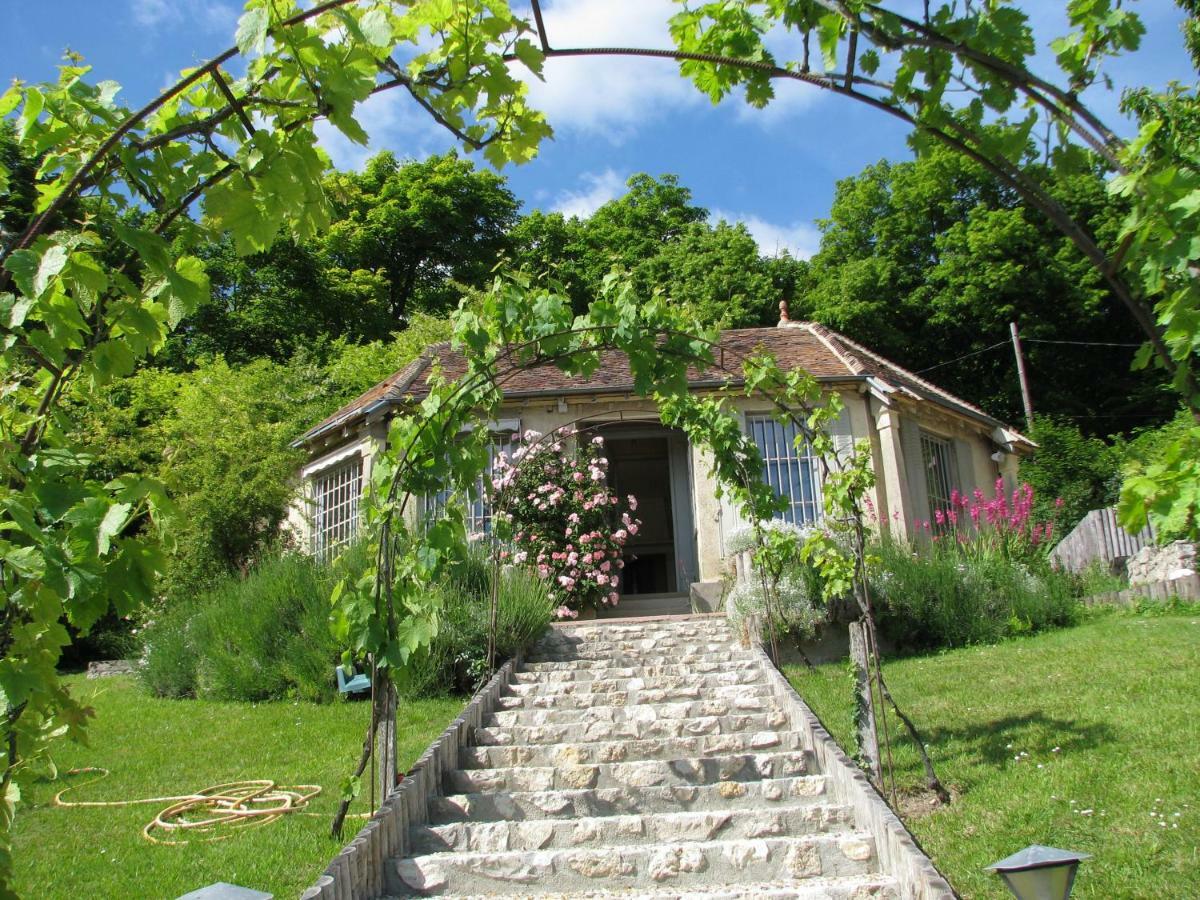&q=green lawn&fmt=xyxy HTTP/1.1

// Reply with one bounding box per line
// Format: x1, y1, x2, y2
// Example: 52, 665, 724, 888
785, 611, 1200, 899
14, 676, 463, 899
